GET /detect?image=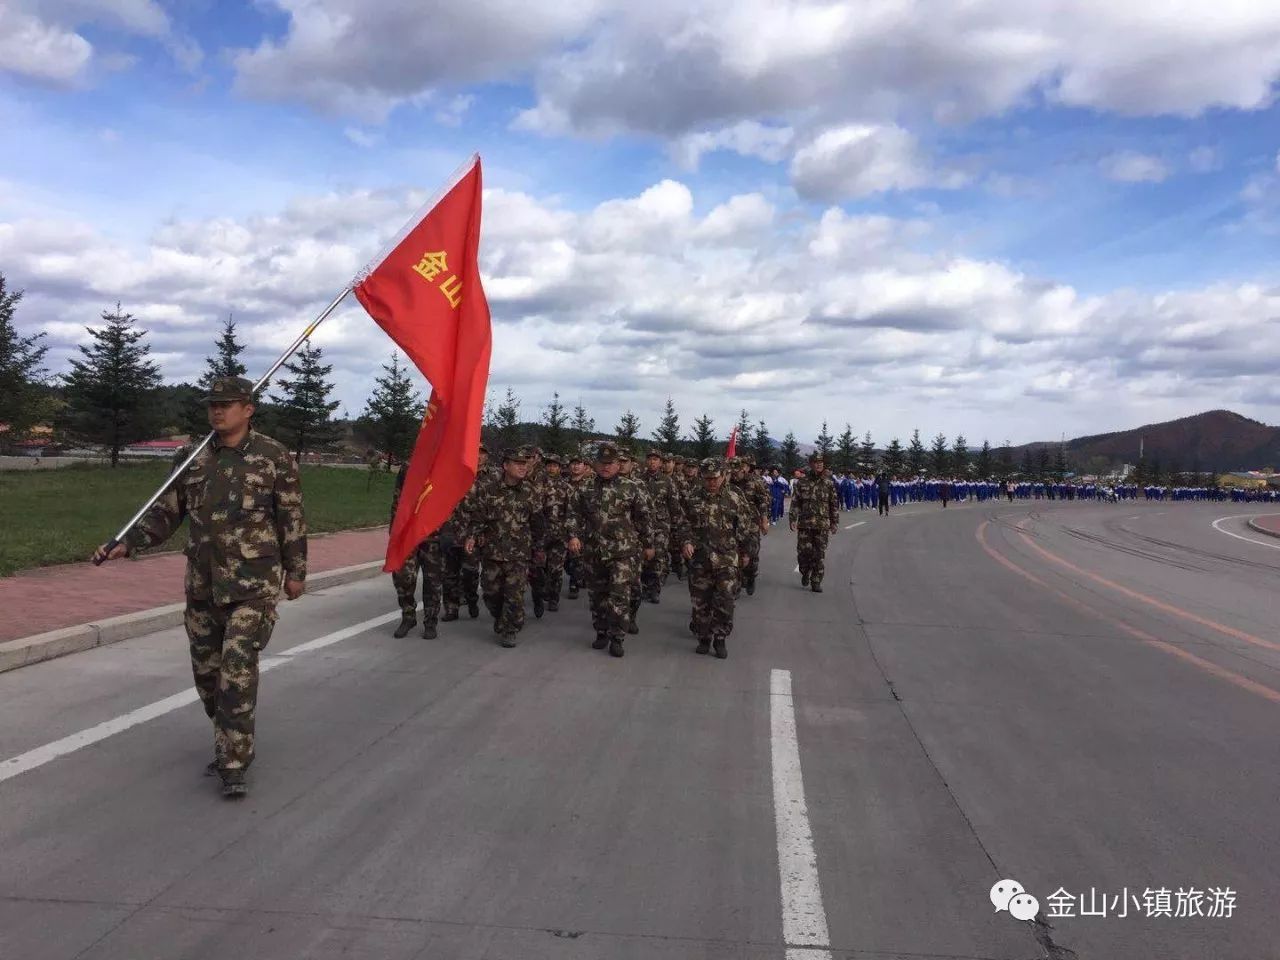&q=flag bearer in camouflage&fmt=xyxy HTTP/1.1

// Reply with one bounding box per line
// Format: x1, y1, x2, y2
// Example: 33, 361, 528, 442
677, 458, 752, 659
788, 451, 840, 592
564, 450, 592, 598
442, 445, 486, 621
93, 376, 306, 799
389, 461, 445, 639
730, 454, 771, 596
537, 454, 571, 612
464, 446, 546, 647
566, 441, 653, 658
641, 449, 681, 603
